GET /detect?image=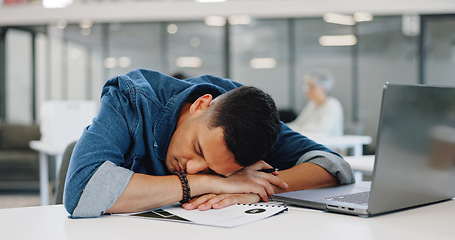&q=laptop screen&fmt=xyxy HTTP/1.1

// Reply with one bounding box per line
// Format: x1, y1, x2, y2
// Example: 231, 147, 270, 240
369, 83, 455, 214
